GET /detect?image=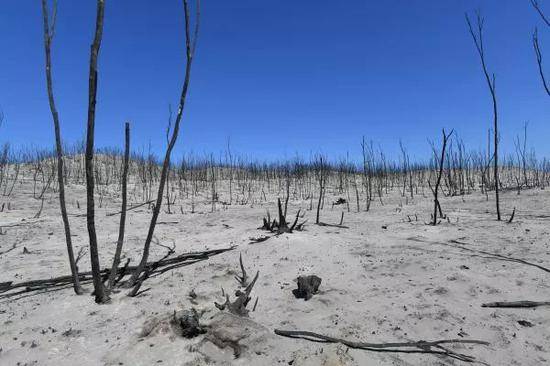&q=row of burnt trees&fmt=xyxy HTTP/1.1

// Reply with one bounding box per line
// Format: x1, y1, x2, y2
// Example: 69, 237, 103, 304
2, 134, 550, 207
5, 135, 550, 230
